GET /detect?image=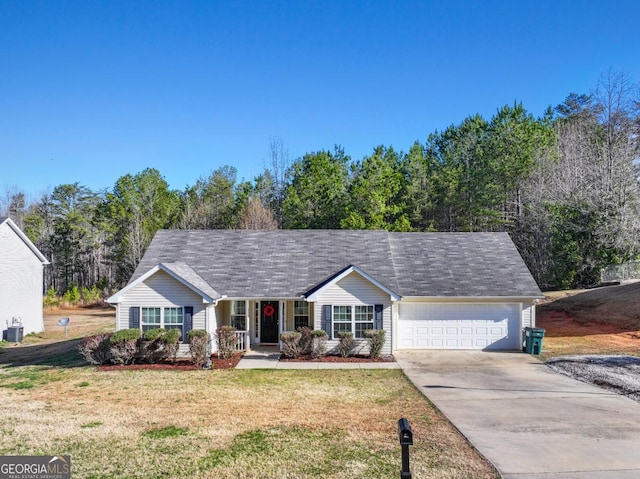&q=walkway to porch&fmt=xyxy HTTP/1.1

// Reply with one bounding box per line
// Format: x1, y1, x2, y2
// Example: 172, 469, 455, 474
235, 346, 400, 370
